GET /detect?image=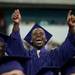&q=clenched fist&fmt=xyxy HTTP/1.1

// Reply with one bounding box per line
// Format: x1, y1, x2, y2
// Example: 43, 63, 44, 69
67, 10, 75, 33
67, 10, 75, 27
11, 9, 21, 25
